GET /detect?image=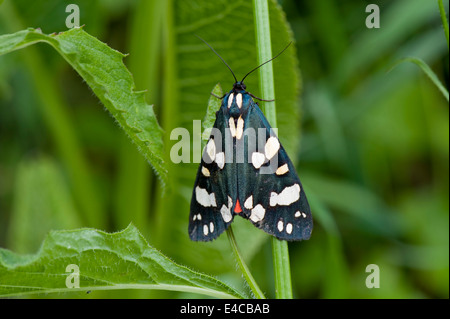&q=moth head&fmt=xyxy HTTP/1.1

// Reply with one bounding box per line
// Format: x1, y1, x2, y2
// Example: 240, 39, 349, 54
233, 81, 247, 92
